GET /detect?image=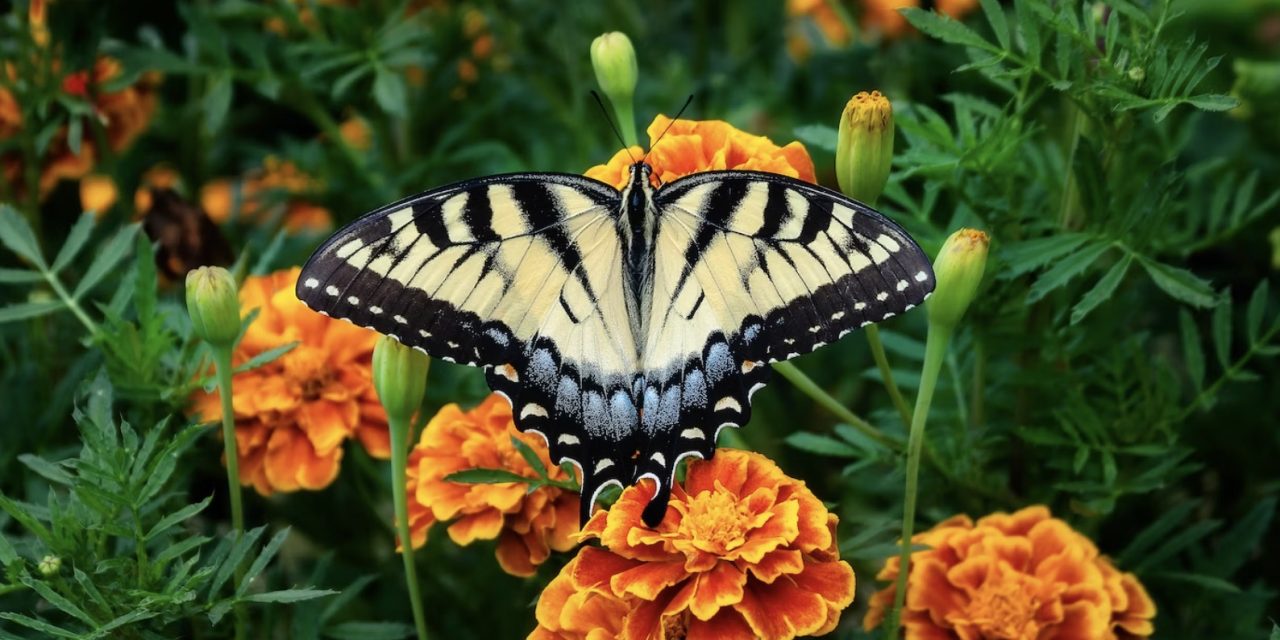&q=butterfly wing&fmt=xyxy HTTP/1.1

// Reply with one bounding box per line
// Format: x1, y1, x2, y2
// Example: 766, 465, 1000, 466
634, 170, 935, 524
297, 173, 642, 518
